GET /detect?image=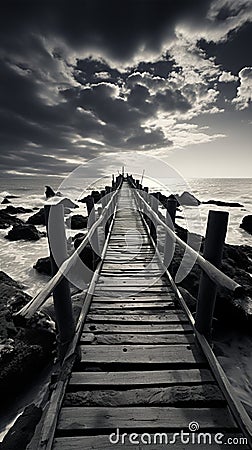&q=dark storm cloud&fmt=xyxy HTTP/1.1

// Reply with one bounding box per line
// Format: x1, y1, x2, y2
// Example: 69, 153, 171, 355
2, 0, 212, 175
198, 22, 252, 74
135, 58, 176, 78
156, 89, 191, 112
215, 3, 246, 22
0, 0, 251, 176
125, 128, 172, 149
74, 58, 123, 85
62, 82, 174, 149
0, 0, 212, 60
